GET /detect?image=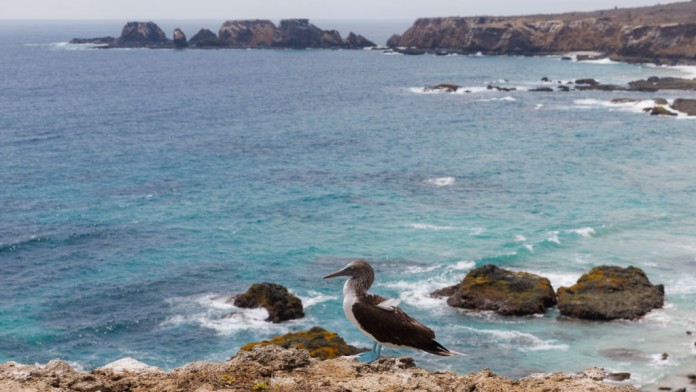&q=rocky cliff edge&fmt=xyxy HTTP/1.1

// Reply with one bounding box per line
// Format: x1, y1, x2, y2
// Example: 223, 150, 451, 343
0, 345, 638, 392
